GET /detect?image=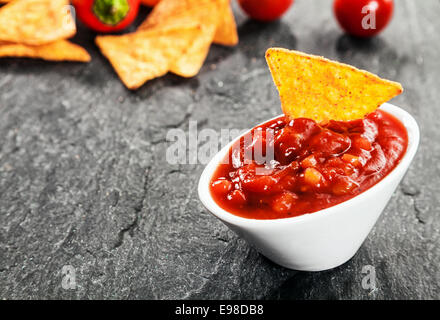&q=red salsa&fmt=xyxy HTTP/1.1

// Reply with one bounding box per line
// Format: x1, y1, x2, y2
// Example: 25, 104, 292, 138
210, 110, 408, 219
